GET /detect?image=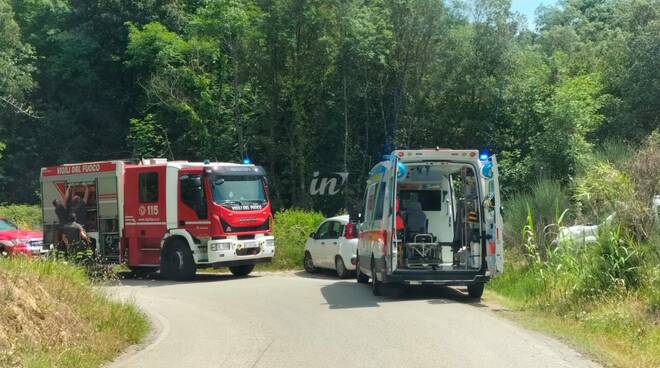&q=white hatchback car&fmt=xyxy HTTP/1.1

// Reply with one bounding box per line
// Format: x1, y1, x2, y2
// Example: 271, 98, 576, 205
303, 215, 357, 278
